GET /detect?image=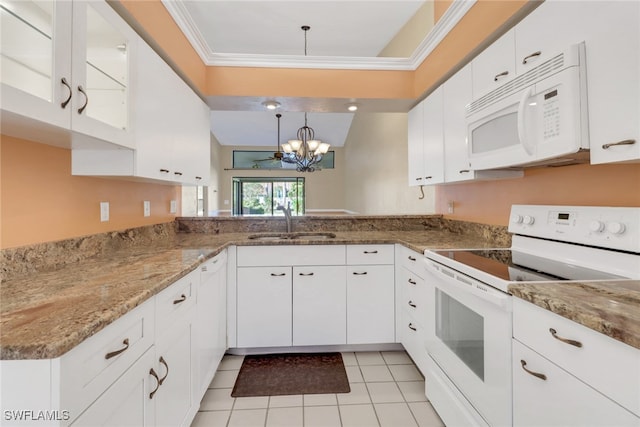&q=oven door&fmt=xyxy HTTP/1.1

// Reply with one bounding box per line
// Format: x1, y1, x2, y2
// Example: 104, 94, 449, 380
423, 258, 512, 427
